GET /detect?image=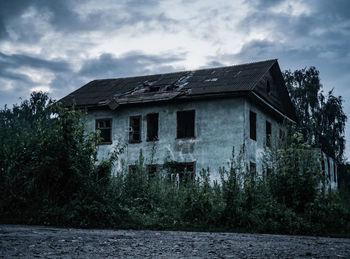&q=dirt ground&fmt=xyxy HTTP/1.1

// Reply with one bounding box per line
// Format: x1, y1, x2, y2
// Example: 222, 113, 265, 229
0, 224, 349, 258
